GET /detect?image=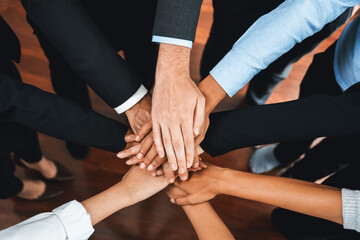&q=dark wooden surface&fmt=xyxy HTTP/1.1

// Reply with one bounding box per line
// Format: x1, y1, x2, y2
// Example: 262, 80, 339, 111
0, 0, 346, 239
